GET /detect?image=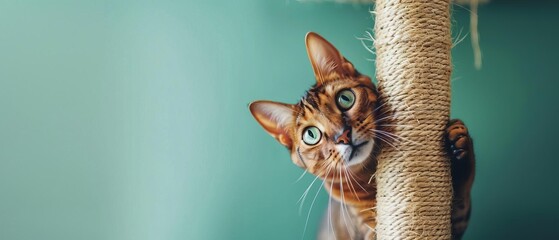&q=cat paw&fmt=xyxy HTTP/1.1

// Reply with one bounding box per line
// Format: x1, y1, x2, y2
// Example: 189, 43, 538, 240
445, 119, 471, 161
